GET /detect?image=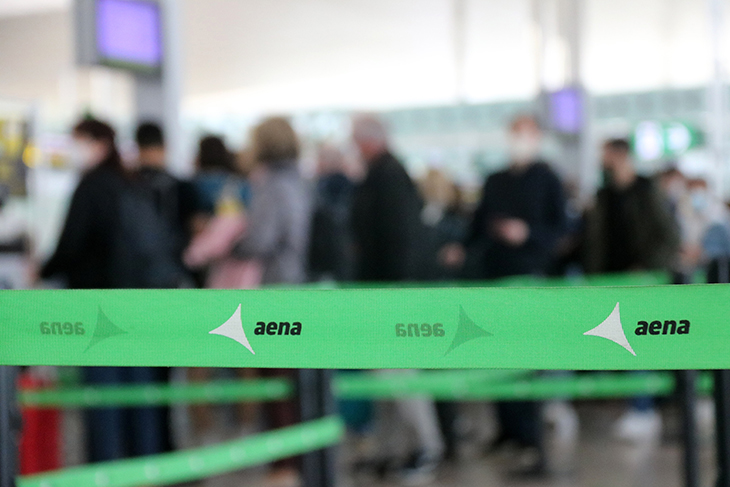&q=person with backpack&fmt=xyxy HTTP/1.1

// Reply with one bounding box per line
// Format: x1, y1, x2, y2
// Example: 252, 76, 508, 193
132, 122, 196, 288
41, 119, 171, 462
